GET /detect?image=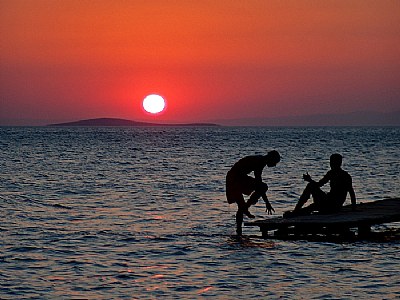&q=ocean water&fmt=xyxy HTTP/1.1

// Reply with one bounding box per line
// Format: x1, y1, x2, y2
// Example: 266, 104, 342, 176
1, 126, 399, 299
